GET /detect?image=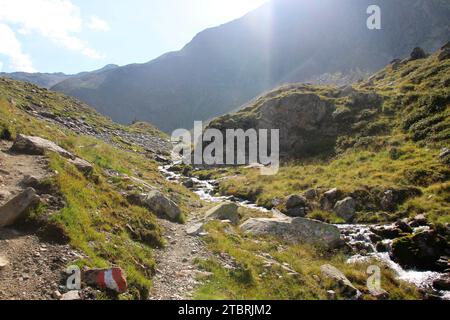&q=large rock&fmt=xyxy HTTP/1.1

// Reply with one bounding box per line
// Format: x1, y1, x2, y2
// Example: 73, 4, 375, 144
410, 47, 427, 60
205, 203, 240, 225
433, 274, 450, 291
10, 135, 93, 175
391, 231, 449, 271
285, 195, 307, 209
334, 197, 356, 222
240, 217, 341, 248
11, 134, 74, 159
320, 188, 340, 211
320, 264, 361, 299
0, 188, 40, 227
139, 190, 182, 221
